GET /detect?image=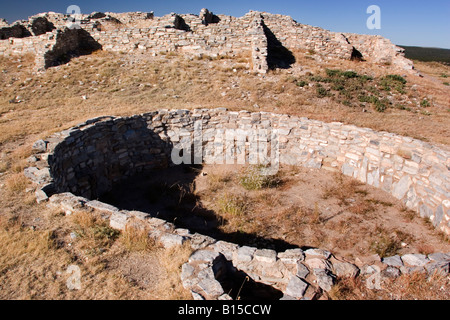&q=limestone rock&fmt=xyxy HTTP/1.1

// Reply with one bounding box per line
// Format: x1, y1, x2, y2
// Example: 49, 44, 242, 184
109, 211, 130, 231
382, 266, 401, 279
189, 250, 220, 264
254, 249, 277, 264
305, 258, 332, 271
305, 248, 331, 259
160, 233, 186, 248
278, 248, 305, 264
285, 276, 308, 299
32, 140, 48, 153
314, 269, 335, 292
424, 261, 449, 275
333, 261, 359, 278
382, 255, 404, 267
401, 254, 429, 267
234, 246, 256, 263
296, 262, 310, 279
198, 279, 224, 298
